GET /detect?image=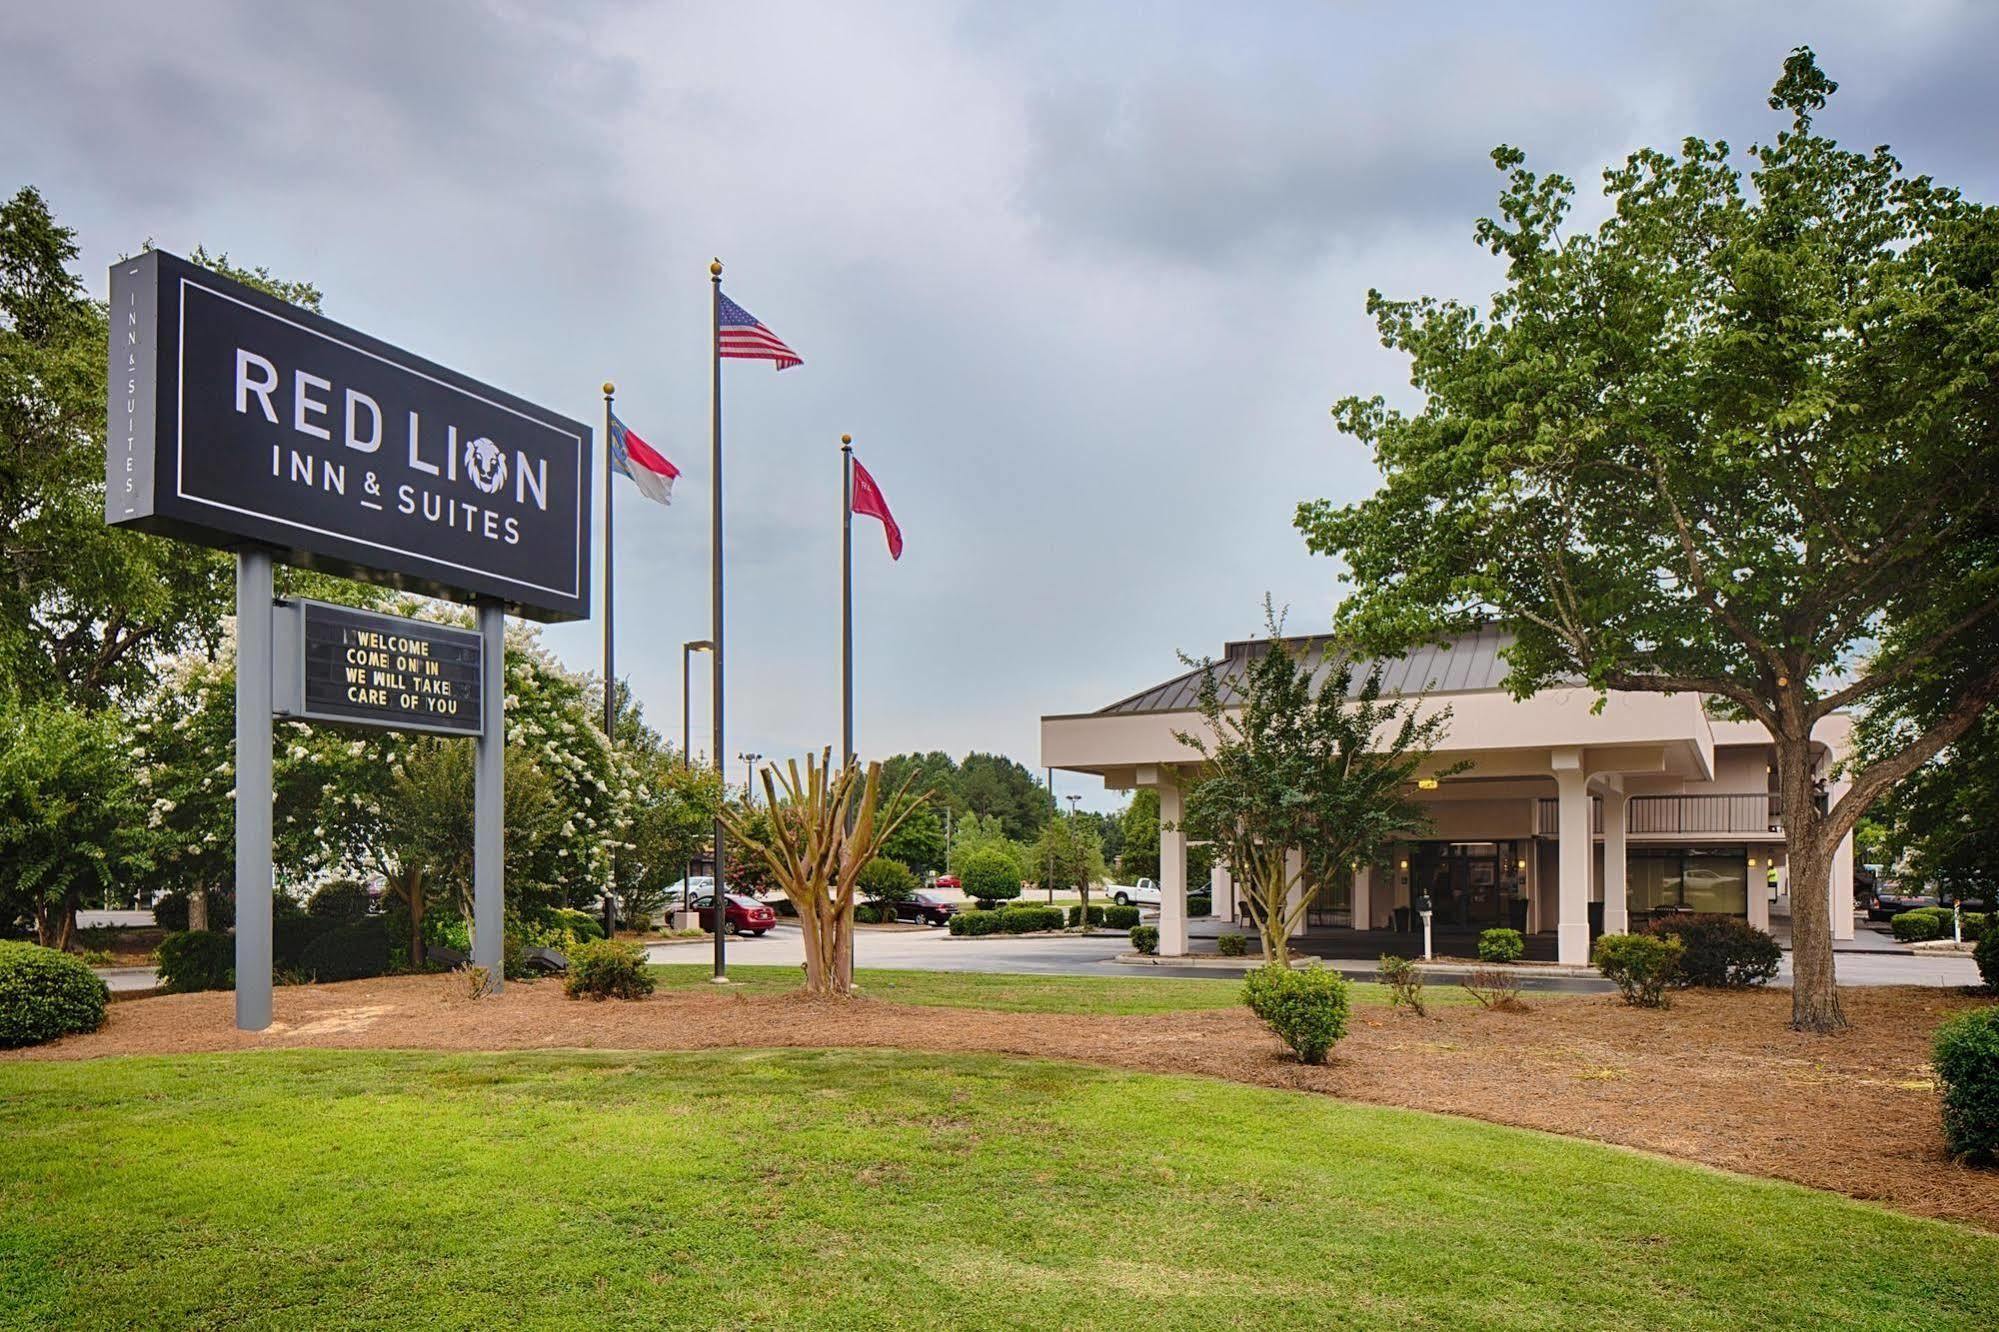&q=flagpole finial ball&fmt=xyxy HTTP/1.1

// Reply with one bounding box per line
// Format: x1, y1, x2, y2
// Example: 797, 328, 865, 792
709, 259, 723, 276
602, 381, 615, 397
841, 434, 852, 446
